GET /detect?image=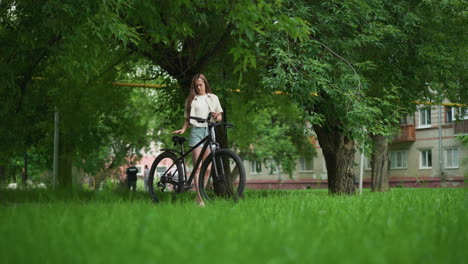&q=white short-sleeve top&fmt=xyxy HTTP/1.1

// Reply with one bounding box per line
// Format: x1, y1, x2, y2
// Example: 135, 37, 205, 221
185, 93, 223, 127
